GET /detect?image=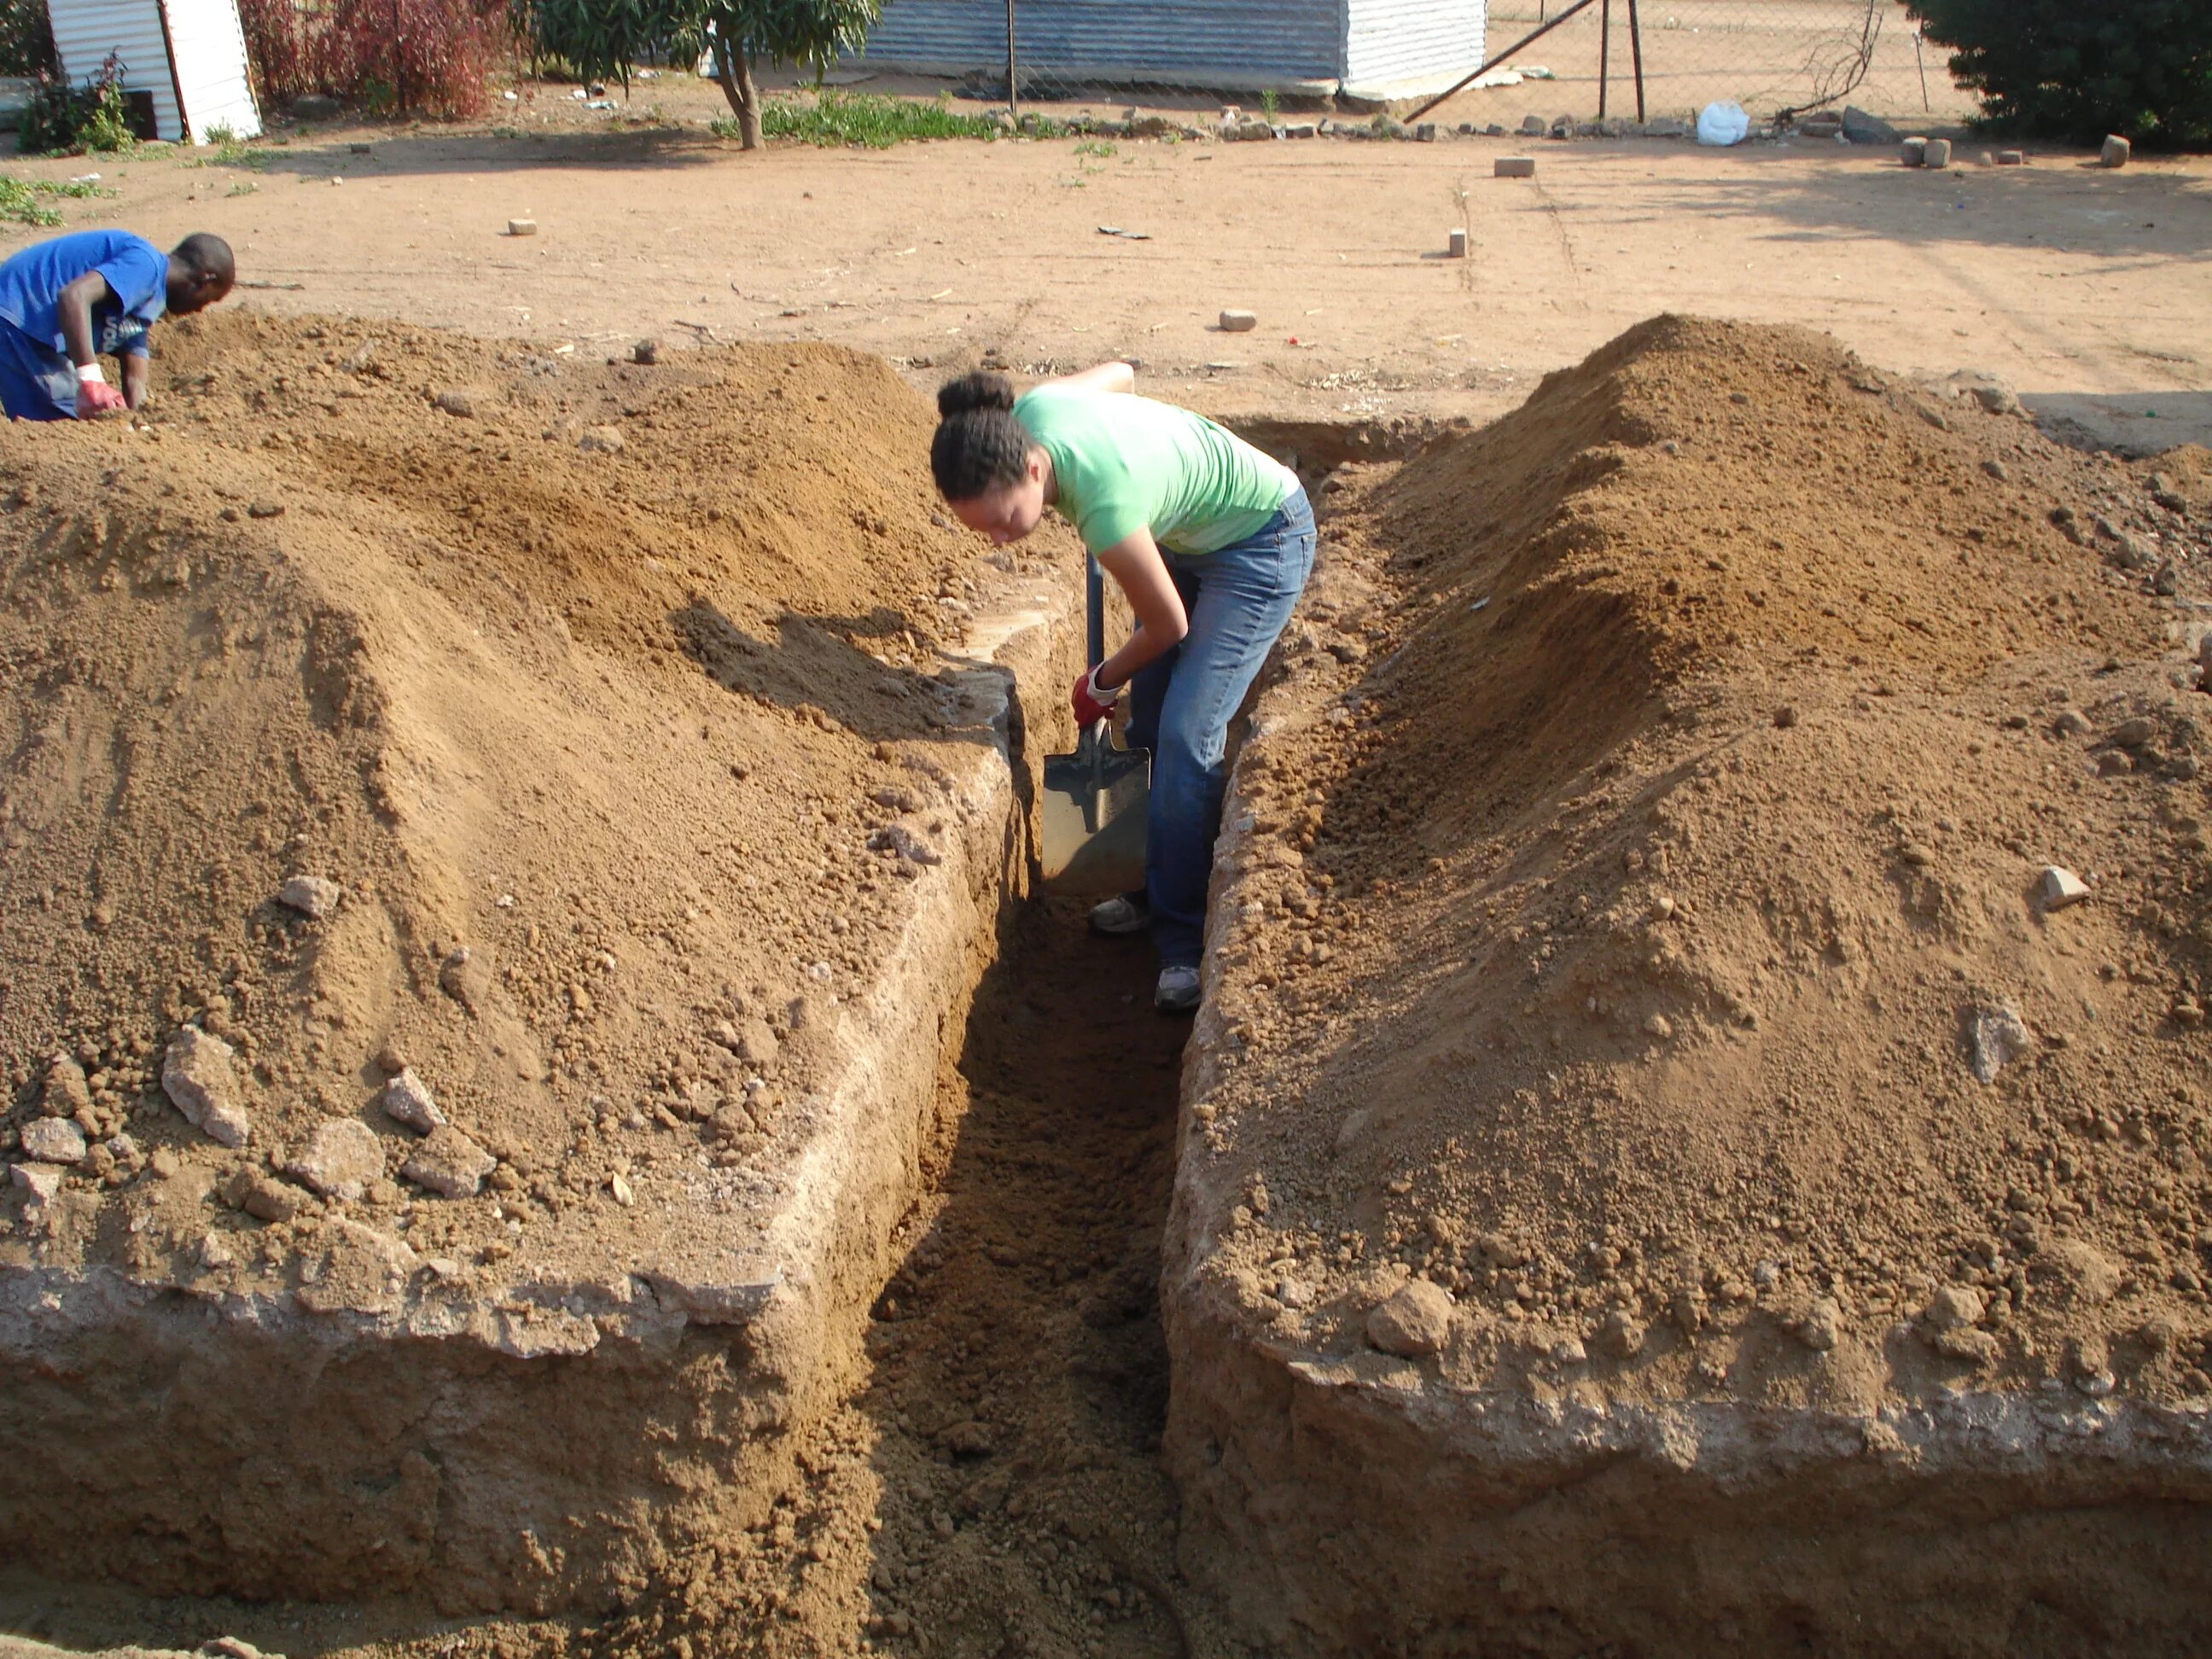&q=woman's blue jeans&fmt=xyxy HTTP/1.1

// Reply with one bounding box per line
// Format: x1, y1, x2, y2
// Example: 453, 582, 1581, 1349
1123, 488, 1315, 967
